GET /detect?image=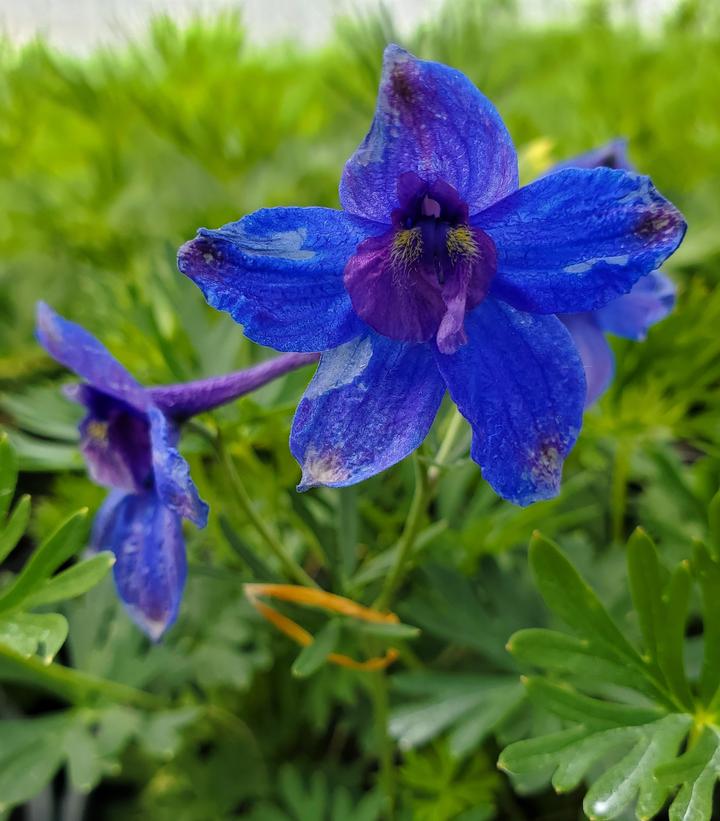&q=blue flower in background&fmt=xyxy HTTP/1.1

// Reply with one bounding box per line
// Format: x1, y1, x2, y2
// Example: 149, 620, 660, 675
36, 302, 315, 638
547, 140, 677, 405
179, 45, 685, 506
